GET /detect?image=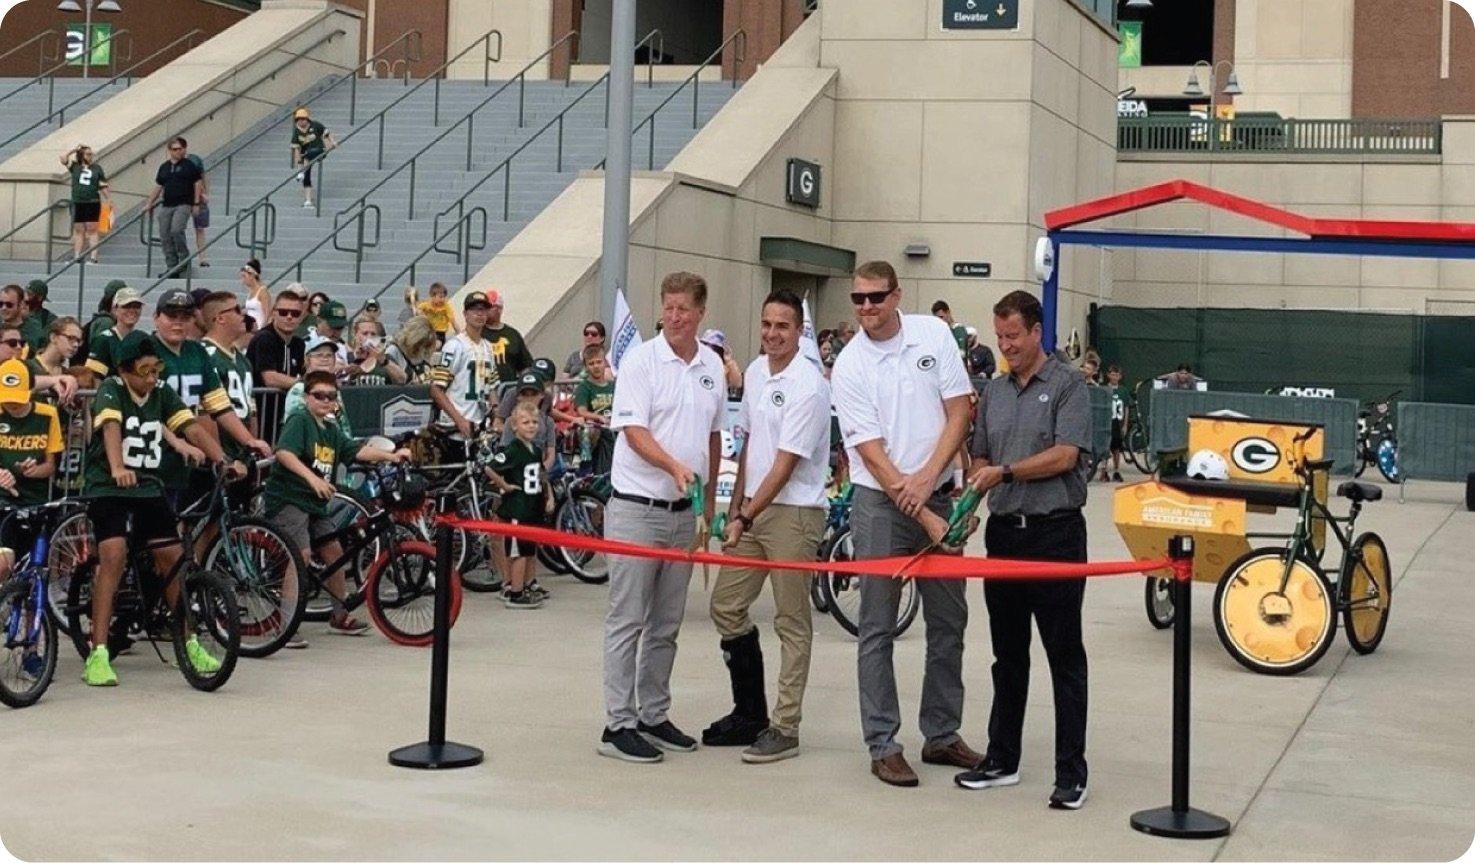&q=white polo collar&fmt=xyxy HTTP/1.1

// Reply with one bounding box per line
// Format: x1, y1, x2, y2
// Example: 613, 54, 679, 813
653, 333, 706, 367
855, 312, 921, 356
